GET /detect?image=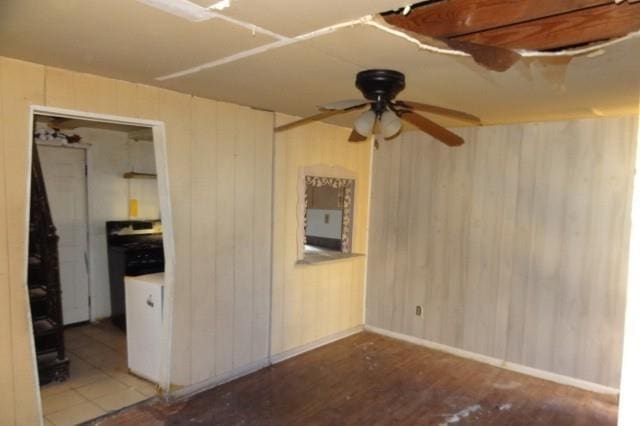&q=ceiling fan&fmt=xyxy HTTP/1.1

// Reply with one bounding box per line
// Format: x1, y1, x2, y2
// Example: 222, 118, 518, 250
274, 69, 481, 147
